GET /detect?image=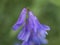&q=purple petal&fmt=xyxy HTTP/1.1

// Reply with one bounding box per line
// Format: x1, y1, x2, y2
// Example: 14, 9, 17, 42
17, 8, 27, 24
22, 42, 28, 45
32, 32, 48, 44
12, 8, 27, 30
17, 25, 30, 41
38, 30, 47, 38
32, 34, 41, 45
14, 42, 20, 45
12, 24, 21, 30
28, 11, 37, 32
35, 16, 50, 31
39, 37, 48, 44
22, 41, 34, 45
40, 24, 50, 31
